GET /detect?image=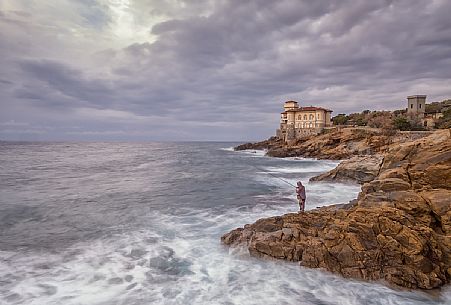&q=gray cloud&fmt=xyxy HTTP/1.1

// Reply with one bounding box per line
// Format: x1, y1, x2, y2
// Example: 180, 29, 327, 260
1, 0, 451, 141
18, 59, 114, 106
